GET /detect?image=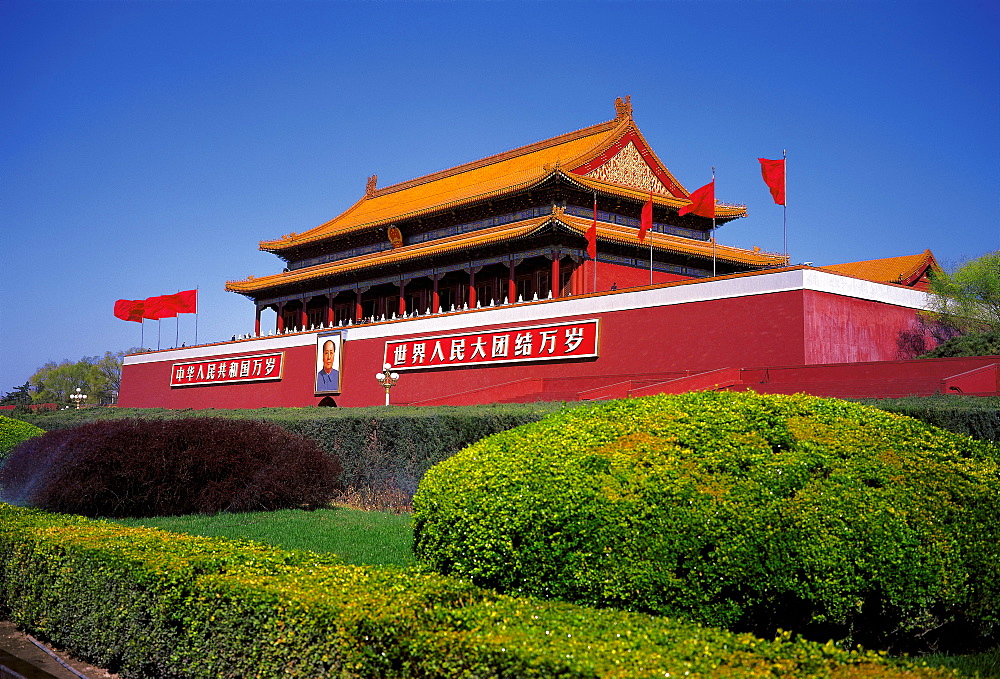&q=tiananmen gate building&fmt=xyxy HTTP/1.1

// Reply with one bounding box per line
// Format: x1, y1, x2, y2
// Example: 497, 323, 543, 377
118, 99, 1000, 407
